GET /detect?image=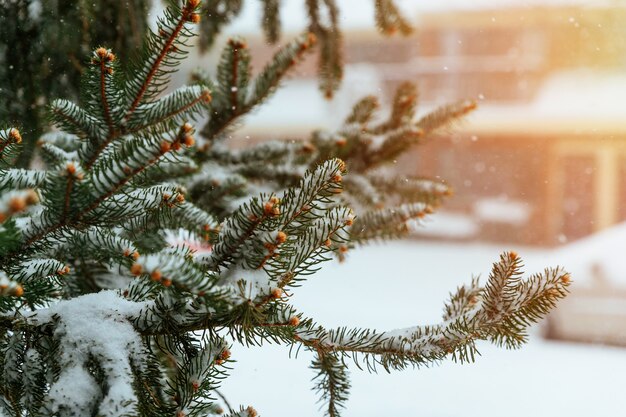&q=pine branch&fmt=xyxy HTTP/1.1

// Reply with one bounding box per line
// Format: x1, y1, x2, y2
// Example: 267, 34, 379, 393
124, 0, 201, 120
260, 0, 281, 43
0, 129, 23, 168
197, 0, 243, 52
291, 253, 570, 373
200, 33, 315, 141
306, 0, 343, 98
311, 352, 350, 417
374, 0, 413, 36
350, 203, 433, 244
